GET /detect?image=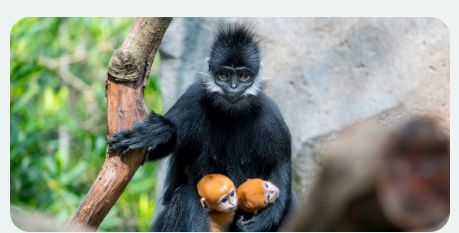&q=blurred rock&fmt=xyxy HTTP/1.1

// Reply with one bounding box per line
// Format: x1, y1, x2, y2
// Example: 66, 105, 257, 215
154, 18, 449, 201
11, 206, 94, 231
